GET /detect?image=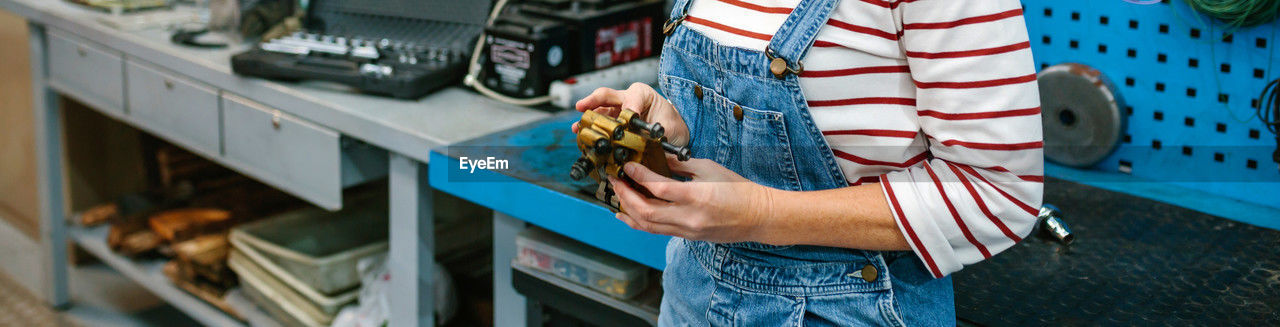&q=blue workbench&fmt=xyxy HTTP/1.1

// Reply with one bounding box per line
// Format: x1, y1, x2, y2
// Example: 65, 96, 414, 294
430, 112, 670, 326
430, 112, 670, 270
